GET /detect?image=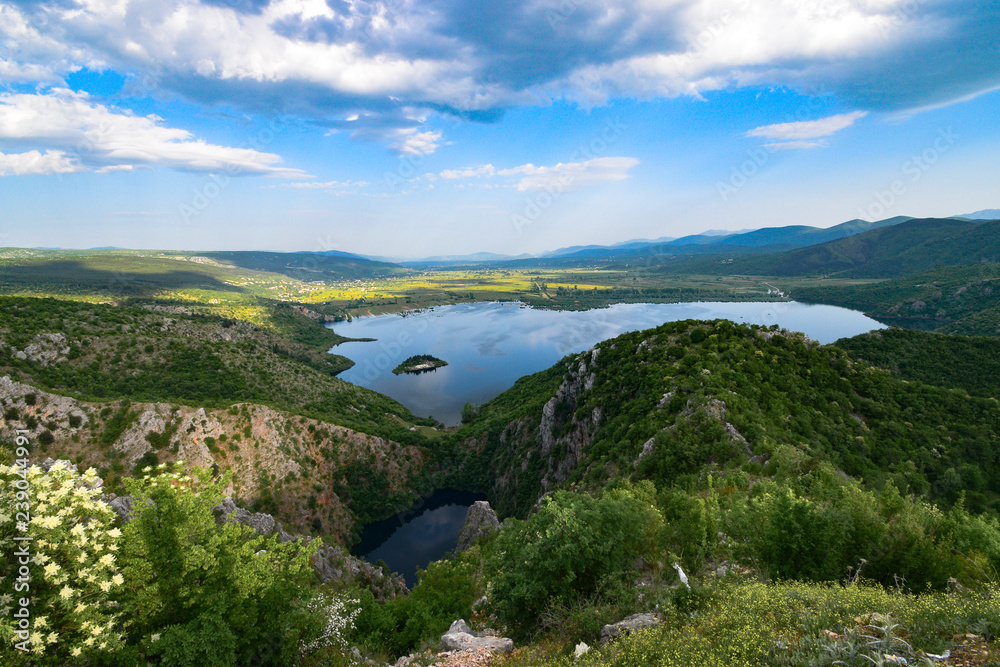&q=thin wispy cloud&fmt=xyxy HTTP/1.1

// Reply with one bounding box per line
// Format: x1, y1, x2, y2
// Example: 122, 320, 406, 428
431, 157, 640, 192
746, 111, 867, 149
748, 112, 868, 141
285, 180, 369, 190
501, 157, 641, 192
